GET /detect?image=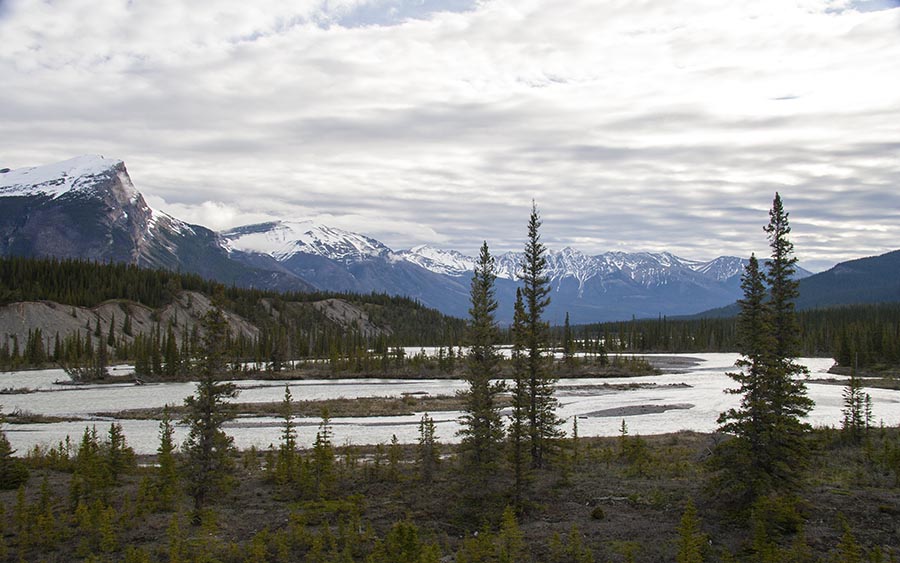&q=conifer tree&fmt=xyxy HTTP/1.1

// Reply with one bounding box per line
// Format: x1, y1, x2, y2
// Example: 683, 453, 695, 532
497, 505, 525, 563
312, 408, 335, 496
123, 312, 133, 337
164, 323, 181, 377
458, 242, 505, 475
676, 499, 706, 563
276, 385, 298, 486
518, 202, 561, 469
182, 300, 238, 522
716, 255, 773, 501
107, 315, 116, 348
842, 367, 869, 444
760, 193, 813, 493
716, 194, 813, 504
156, 405, 179, 510
417, 413, 439, 484
562, 312, 576, 370
0, 415, 29, 490
508, 288, 530, 506
105, 422, 134, 482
